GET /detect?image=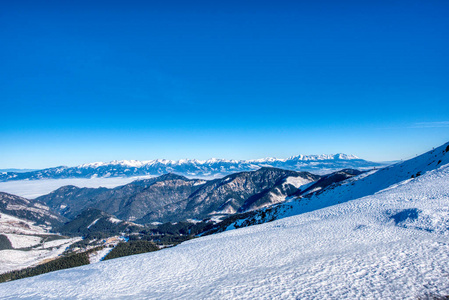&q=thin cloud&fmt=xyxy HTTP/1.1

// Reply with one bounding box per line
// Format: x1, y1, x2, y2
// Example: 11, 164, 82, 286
410, 121, 449, 128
